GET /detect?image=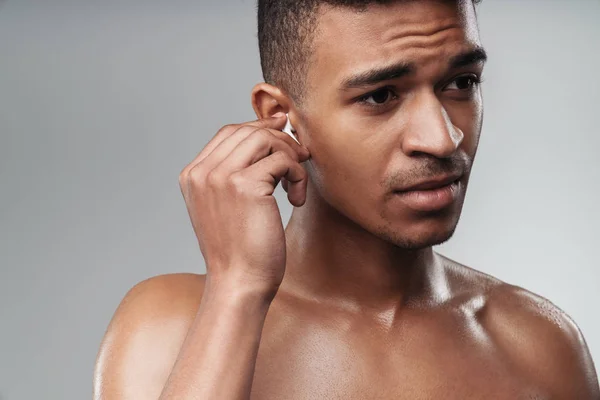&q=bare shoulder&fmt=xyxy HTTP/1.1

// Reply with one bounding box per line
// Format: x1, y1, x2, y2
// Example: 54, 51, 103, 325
439, 253, 600, 398
483, 283, 599, 397
93, 273, 207, 400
